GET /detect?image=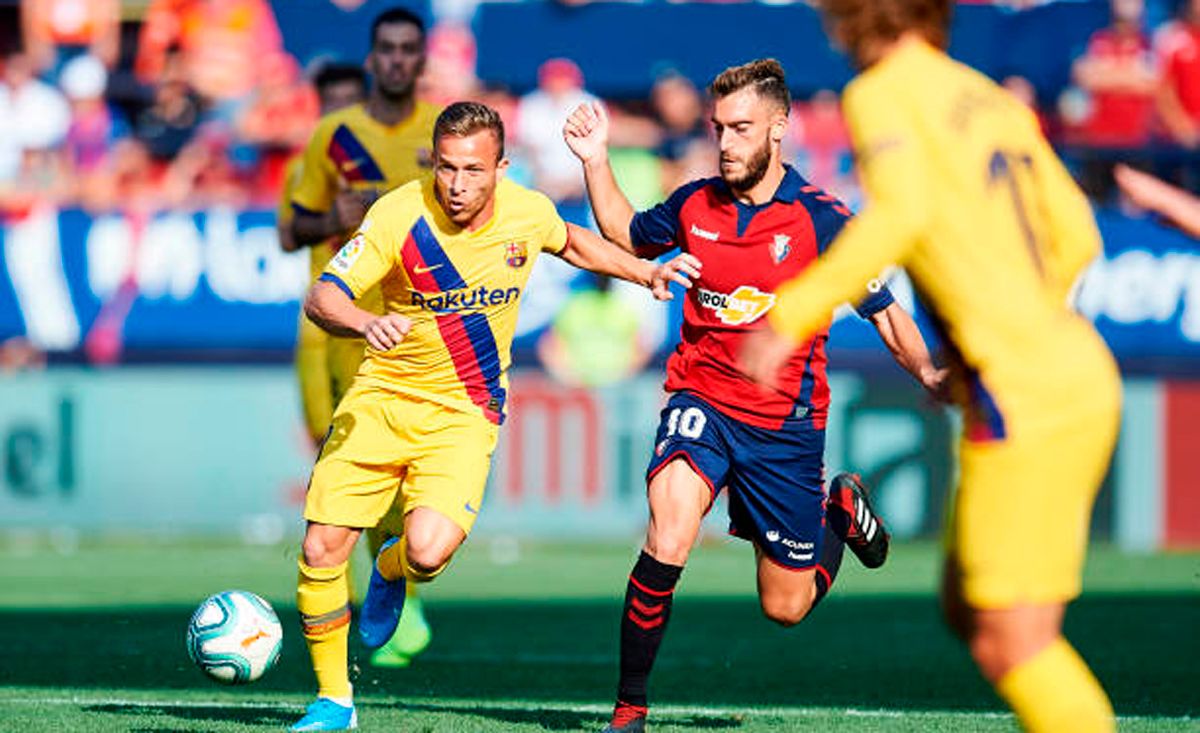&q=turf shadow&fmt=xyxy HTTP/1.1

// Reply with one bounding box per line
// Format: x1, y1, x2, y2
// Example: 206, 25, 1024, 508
3, 593, 1196, 717
386, 701, 741, 730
